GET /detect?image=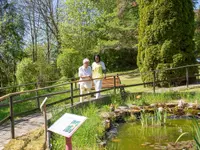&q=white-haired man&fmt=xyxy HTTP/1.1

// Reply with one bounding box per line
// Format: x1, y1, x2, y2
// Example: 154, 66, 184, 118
78, 58, 92, 102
